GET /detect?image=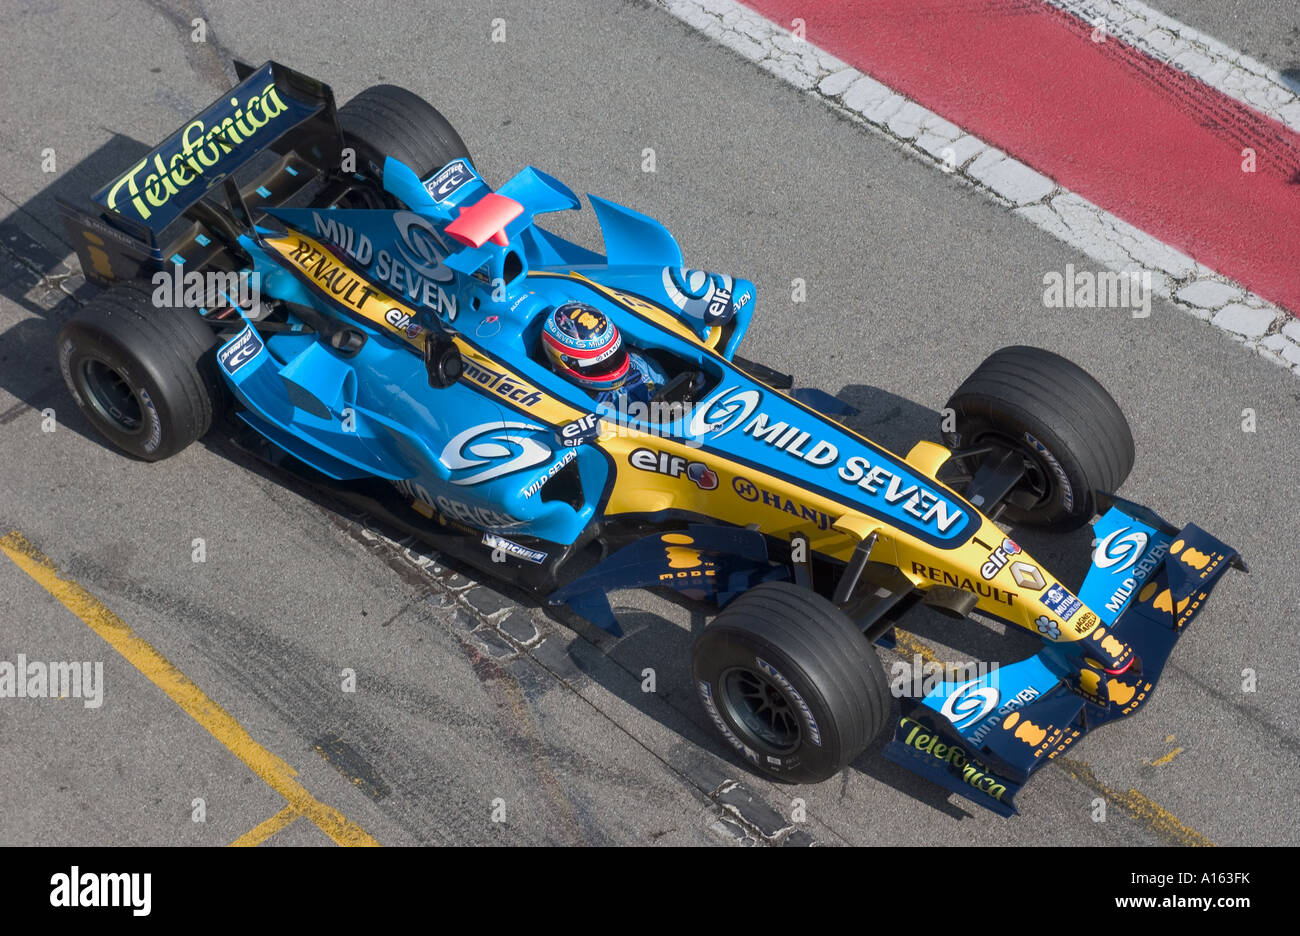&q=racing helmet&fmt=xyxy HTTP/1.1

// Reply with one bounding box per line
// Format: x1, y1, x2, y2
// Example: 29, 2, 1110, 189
541, 302, 630, 391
